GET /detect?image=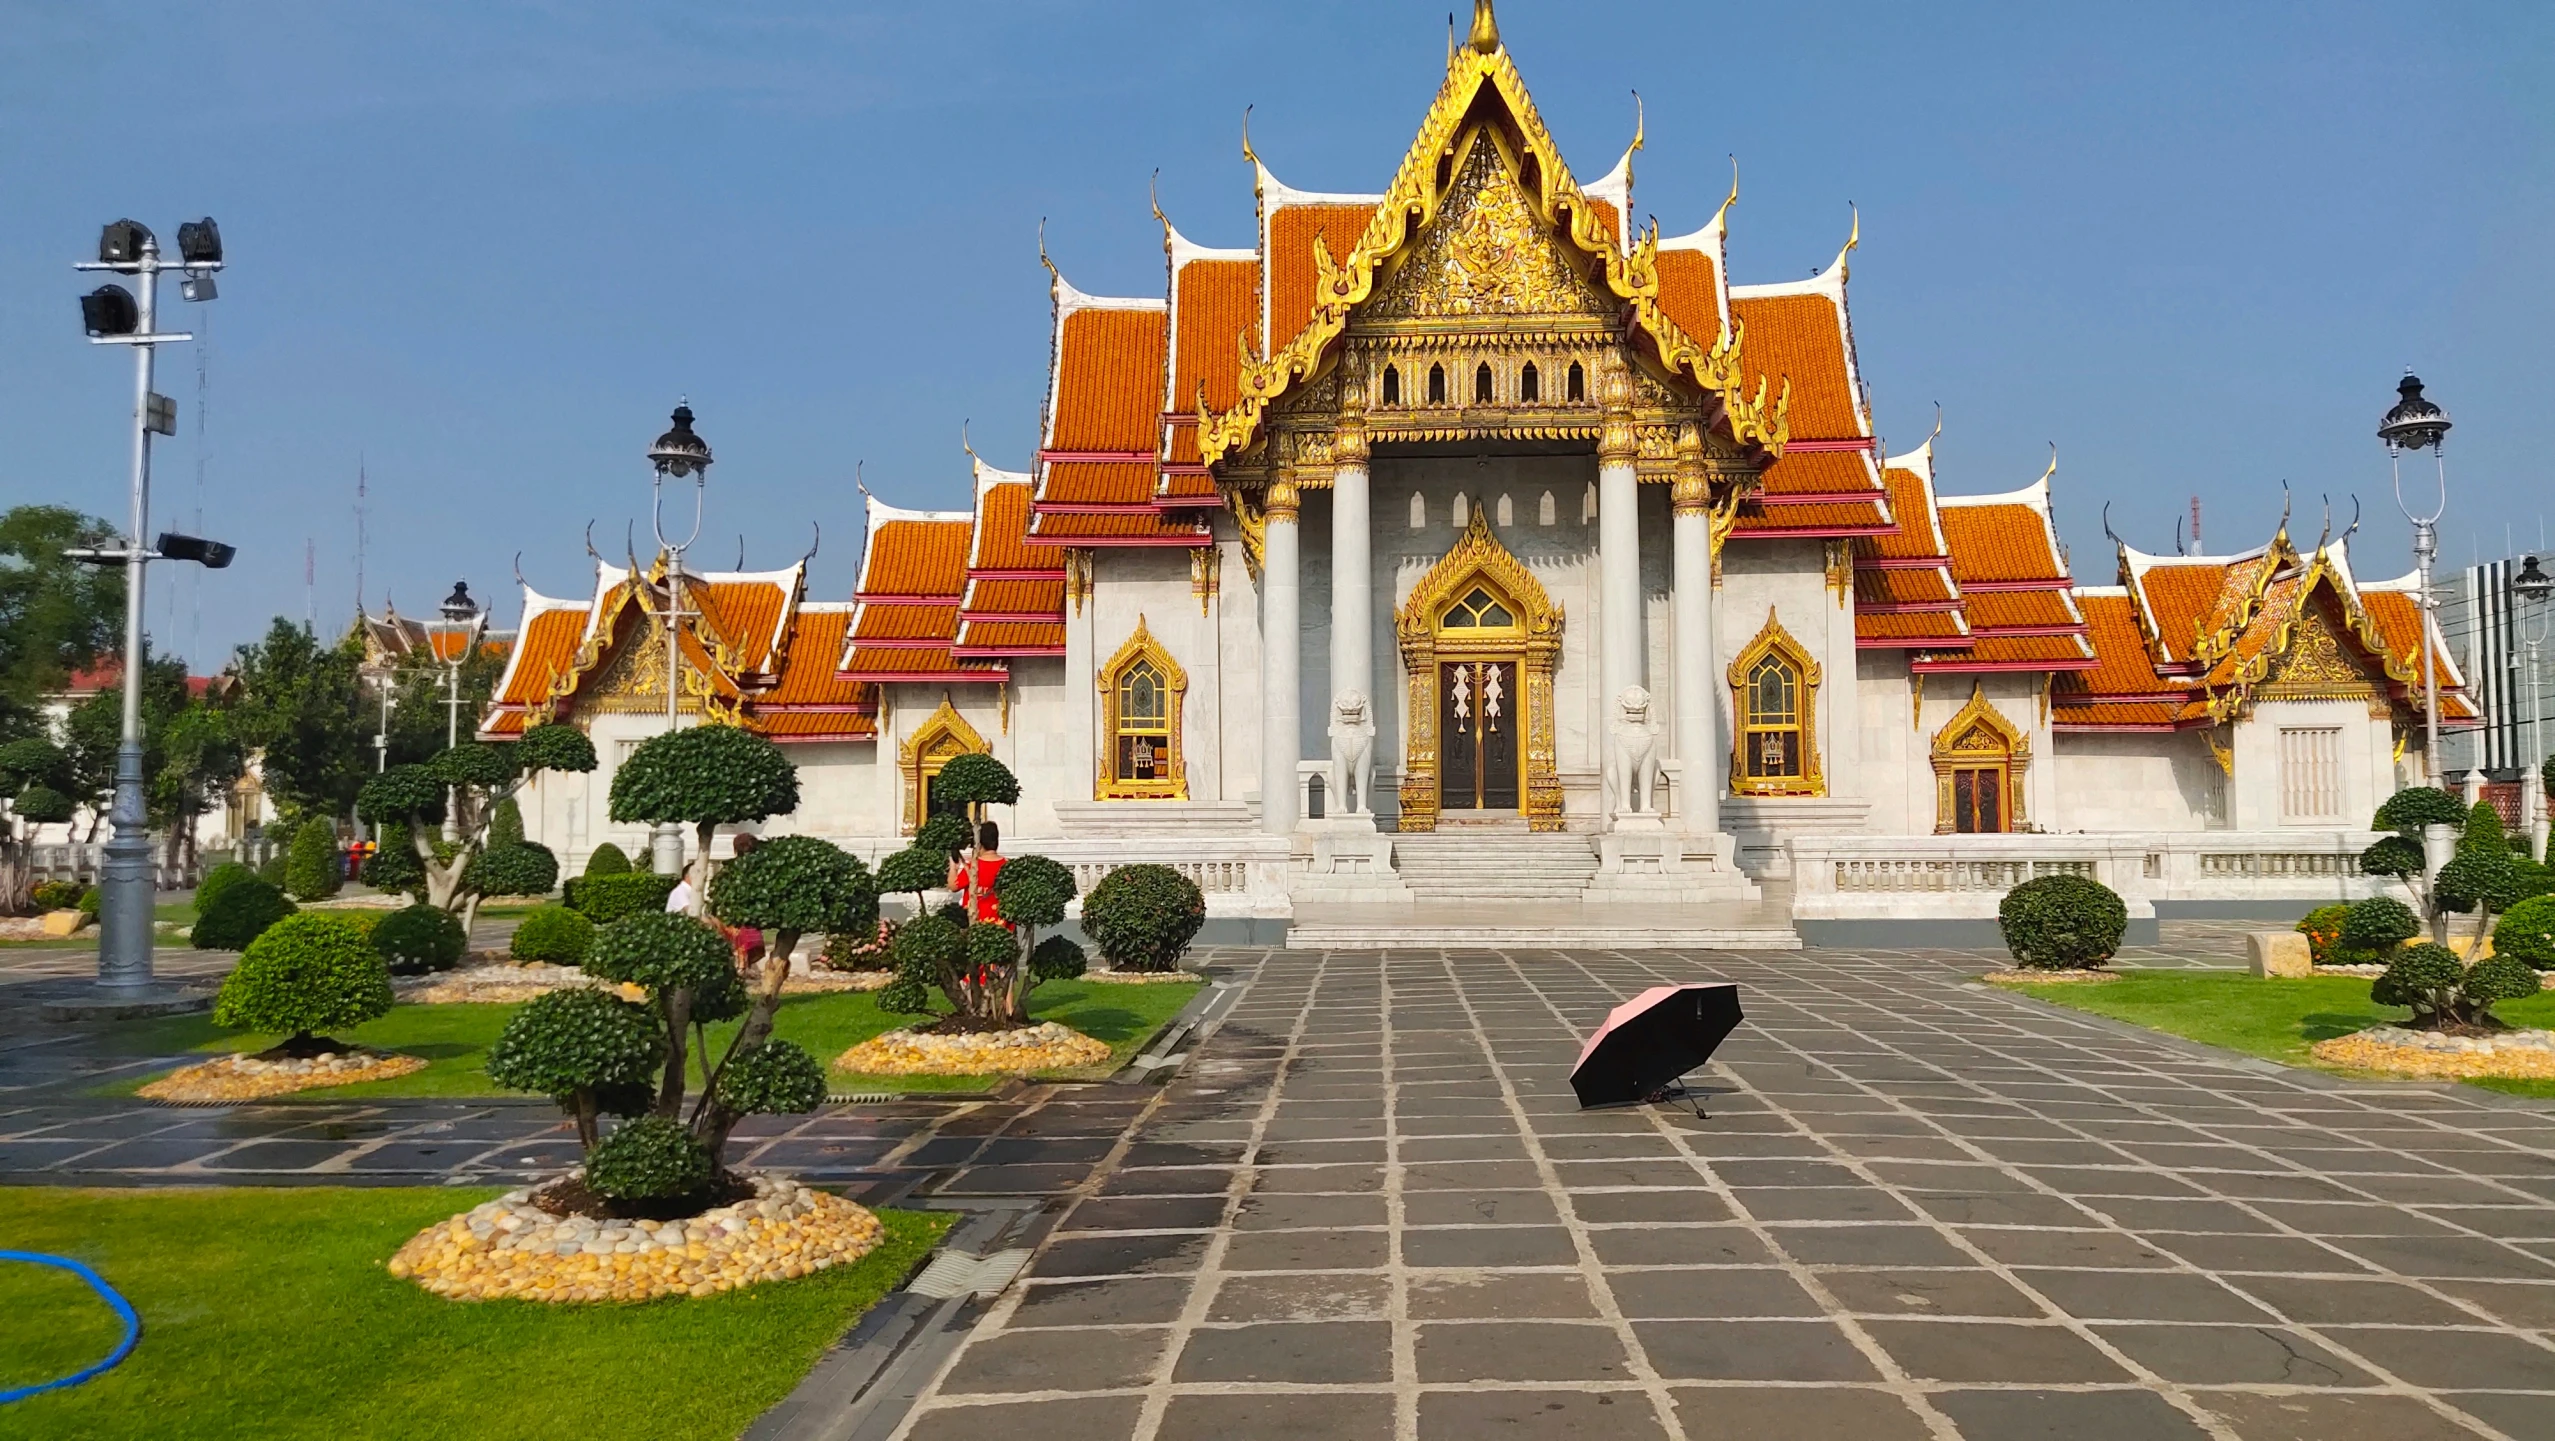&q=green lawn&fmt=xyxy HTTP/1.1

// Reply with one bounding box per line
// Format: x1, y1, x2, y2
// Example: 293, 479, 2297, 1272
108, 976, 1202, 1100
0, 1186, 946, 1441
1996, 970, 2555, 1100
